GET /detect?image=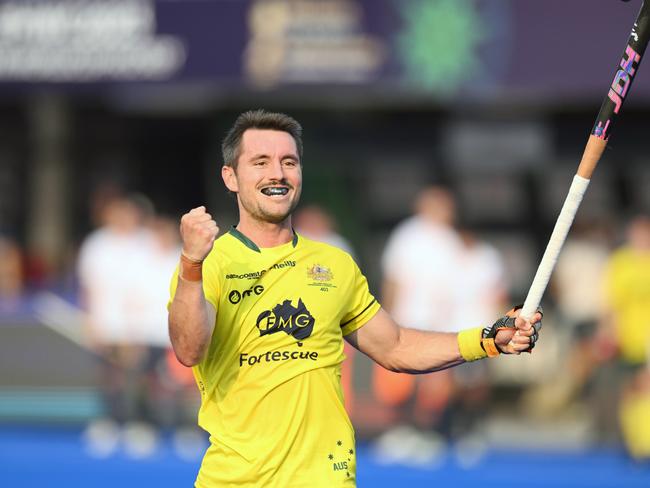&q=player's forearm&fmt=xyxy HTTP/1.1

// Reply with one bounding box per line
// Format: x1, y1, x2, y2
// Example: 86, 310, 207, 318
383, 327, 465, 374
170, 205, 220, 366
168, 279, 215, 367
